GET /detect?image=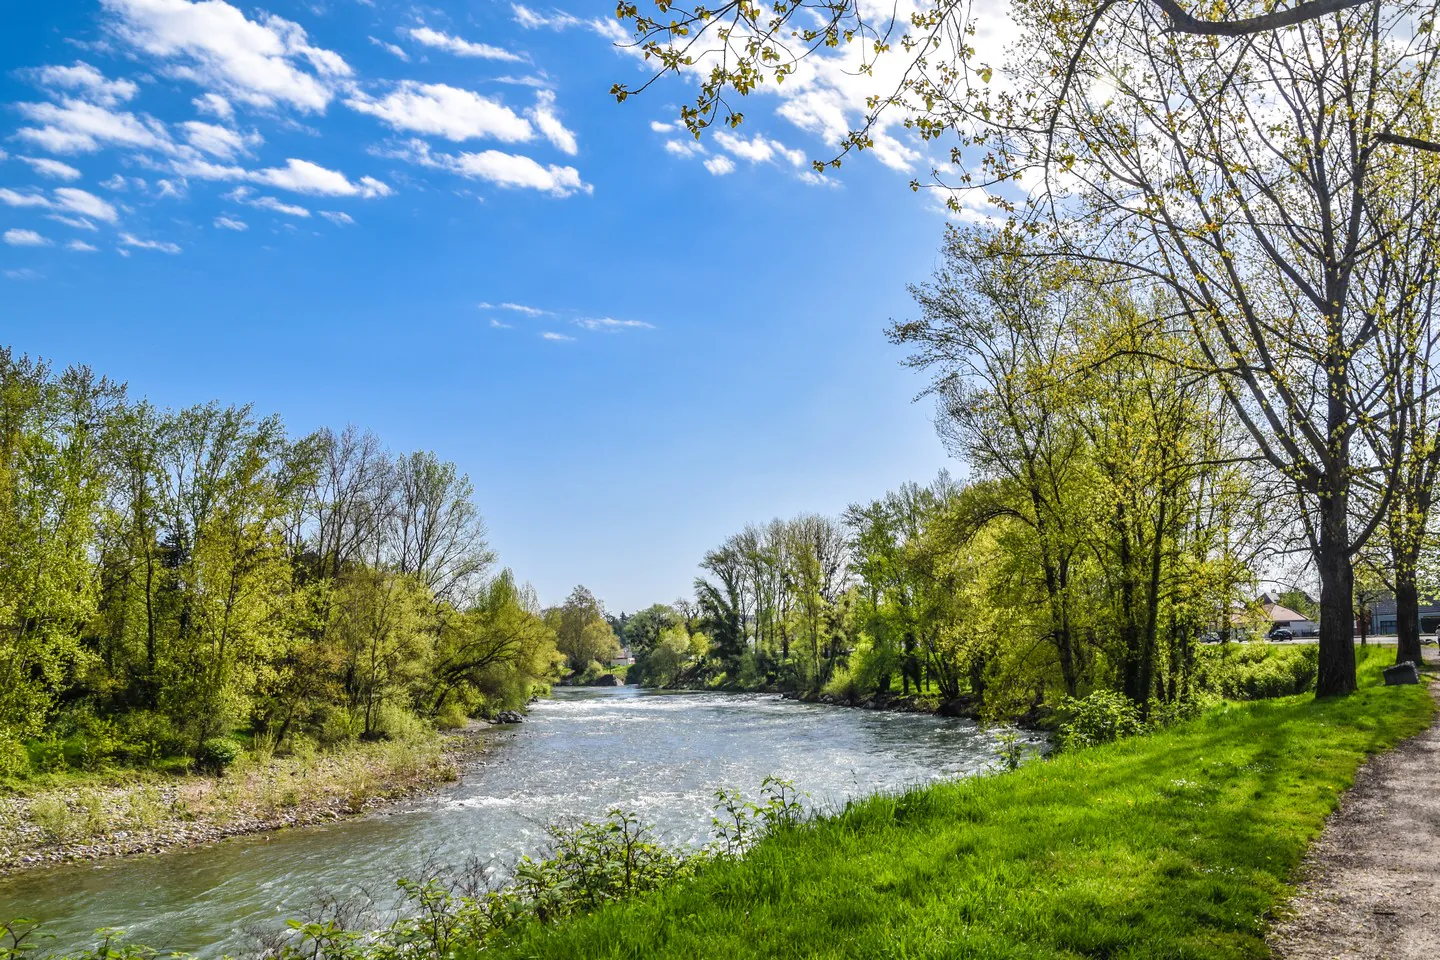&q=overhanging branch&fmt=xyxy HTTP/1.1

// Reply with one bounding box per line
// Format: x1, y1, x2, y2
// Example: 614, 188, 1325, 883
1152, 0, 1373, 36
